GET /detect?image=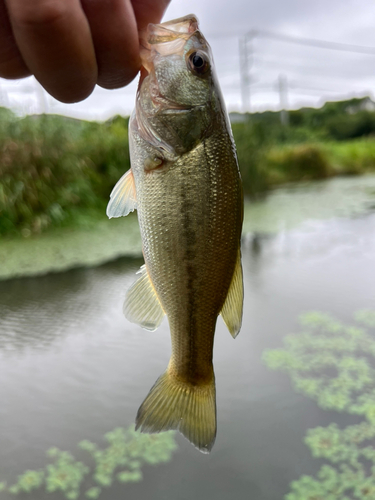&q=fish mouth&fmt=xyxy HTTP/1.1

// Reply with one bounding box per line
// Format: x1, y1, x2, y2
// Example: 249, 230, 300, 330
139, 14, 204, 74
156, 14, 199, 33
138, 14, 207, 114
141, 14, 199, 52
